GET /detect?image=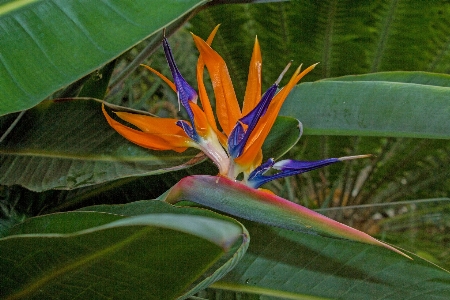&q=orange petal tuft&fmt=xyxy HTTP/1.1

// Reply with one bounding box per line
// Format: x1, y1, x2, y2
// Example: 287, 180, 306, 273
102, 104, 191, 152
242, 36, 262, 115
196, 25, 228, 145
114, 111, 183, 135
